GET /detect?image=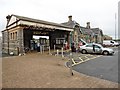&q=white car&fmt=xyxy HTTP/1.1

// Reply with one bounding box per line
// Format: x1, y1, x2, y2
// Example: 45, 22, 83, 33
79, 43, 114, 55
110, 40, 120, 46
103, 40, 120, 47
